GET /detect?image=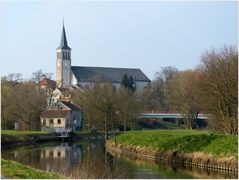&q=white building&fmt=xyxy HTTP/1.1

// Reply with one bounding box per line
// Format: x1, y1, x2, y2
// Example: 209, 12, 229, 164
56, 24, 151, 91
40, 101, 83, 132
